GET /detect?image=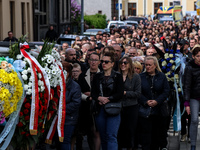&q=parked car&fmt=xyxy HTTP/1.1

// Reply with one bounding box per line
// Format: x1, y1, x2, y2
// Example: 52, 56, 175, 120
107, 21, 125, 29
83, 29, 106, 36
126, 16, 148, 23
123, 20, 138, 28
